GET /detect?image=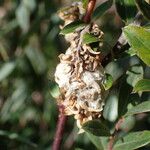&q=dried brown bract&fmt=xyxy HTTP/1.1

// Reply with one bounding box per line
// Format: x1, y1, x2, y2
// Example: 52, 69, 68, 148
55, 3, 107, 131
